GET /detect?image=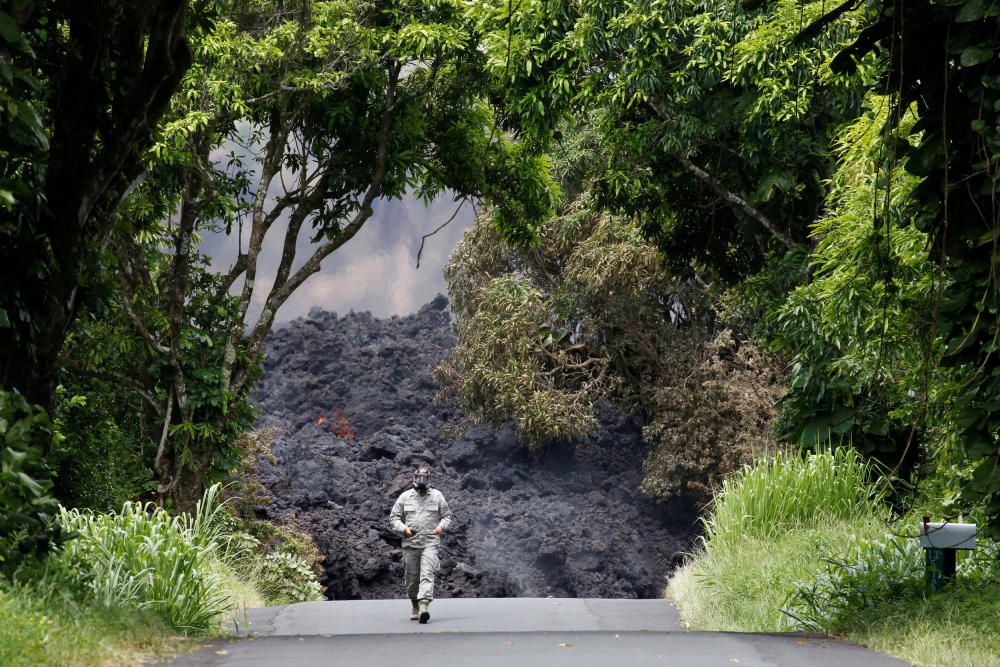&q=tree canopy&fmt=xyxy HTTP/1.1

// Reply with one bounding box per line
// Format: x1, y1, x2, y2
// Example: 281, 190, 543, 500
440, 0, 1000, 534
468, 0, 873, 281
2, 0, 1000, 562
48, 0, 559, 508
